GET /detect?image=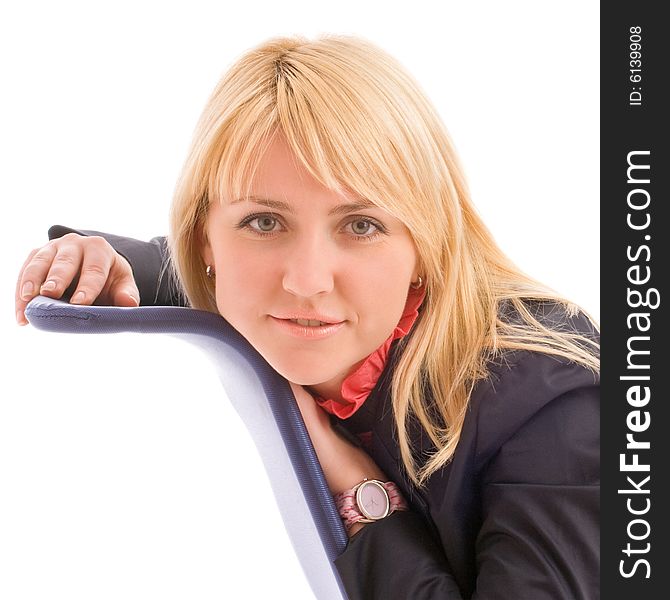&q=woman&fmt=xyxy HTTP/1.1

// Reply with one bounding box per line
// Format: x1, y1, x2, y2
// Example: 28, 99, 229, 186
16, 35, 599, 598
